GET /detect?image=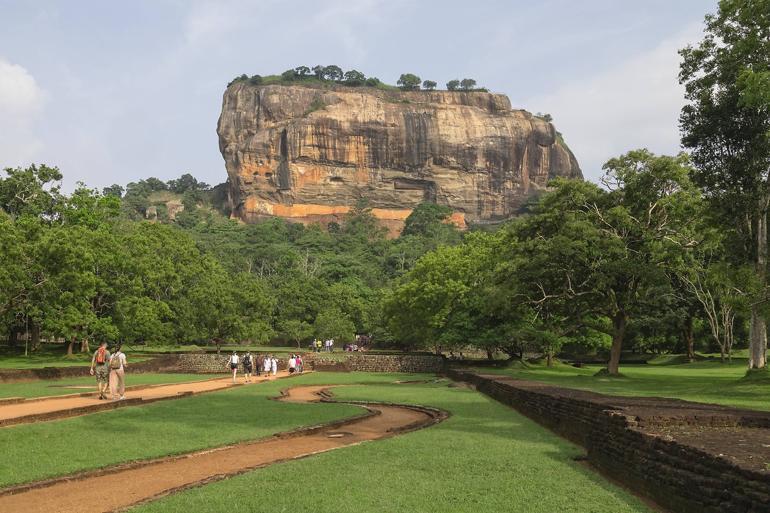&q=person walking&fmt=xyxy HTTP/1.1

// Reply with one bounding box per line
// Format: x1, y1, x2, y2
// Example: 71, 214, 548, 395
263, 354, 271, 375
255, 353, 263, 377
243, 352, 253, 383
228, 351, 239, 383
108, 344, 127, 401
288, 354, 297, 374
329, 339, 334, 353
271, 355, 278, 376
296, 354, 303, 373
89, 341, 111, 400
